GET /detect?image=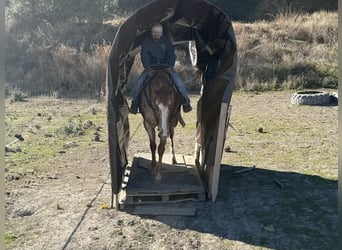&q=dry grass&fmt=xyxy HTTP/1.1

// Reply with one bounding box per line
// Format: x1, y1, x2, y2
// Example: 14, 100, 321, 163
126, 90, 338, 180
234, 11, 337, 91
126, 10, 337, 92
5, 90, 337, 181
5, 10, 337, 96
